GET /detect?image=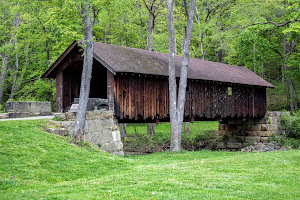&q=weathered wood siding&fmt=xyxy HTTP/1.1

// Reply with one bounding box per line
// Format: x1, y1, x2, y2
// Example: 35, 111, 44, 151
114, 73, 169, 120
114, 73, 266, 121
